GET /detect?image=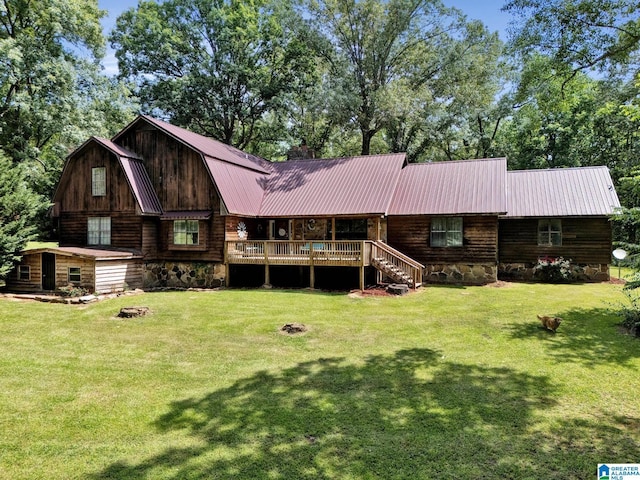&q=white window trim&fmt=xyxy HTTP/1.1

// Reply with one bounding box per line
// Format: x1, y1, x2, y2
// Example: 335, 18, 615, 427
68, 267, 81, 283
19, 265, 30, 281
